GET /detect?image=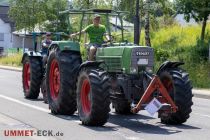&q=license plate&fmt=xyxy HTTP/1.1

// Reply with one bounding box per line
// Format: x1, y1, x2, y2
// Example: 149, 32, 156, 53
137, 59, 148, 65
145, 98, 163, 116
